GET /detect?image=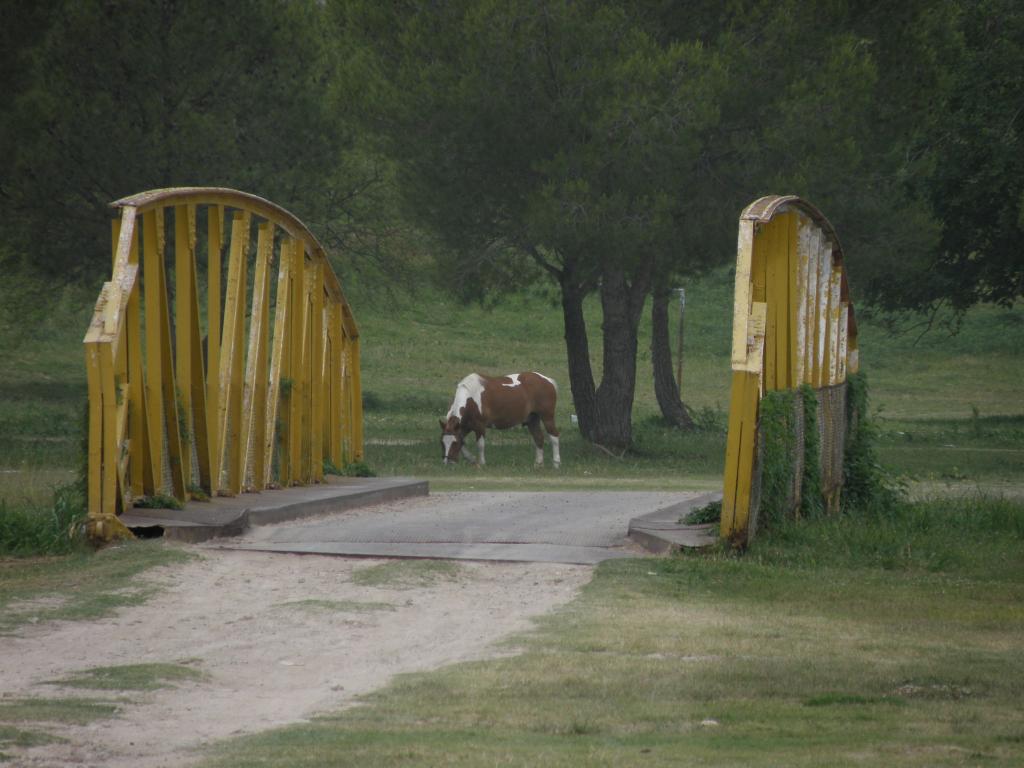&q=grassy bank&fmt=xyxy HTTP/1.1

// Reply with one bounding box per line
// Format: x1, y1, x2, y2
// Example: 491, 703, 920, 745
199, 494, 1024, 767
